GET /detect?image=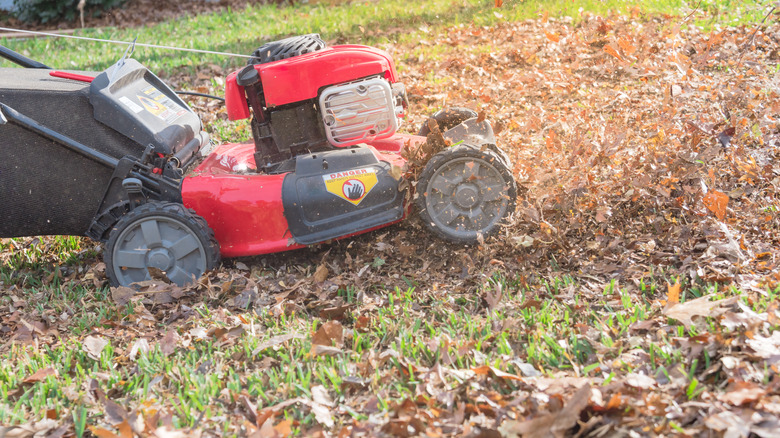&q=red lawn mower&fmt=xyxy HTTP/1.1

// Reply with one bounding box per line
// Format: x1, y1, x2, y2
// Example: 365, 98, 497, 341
0, 34, 516, 287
